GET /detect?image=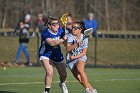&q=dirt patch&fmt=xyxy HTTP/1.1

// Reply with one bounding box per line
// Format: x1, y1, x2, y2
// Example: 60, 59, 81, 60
0, 61, 26, 67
